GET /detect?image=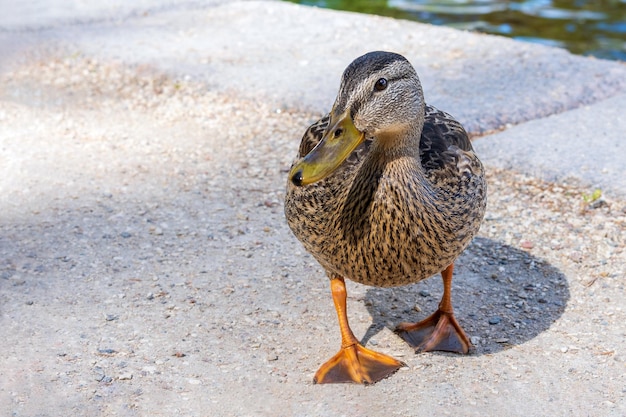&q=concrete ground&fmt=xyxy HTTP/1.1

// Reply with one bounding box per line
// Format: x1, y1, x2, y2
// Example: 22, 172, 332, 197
1, 1, 625, 416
